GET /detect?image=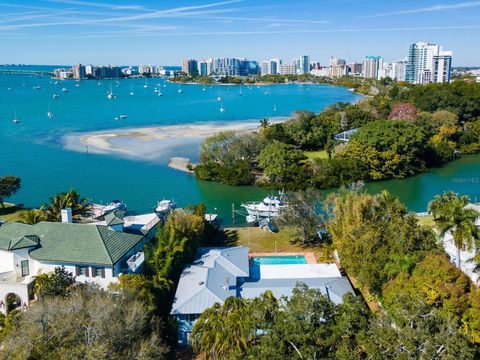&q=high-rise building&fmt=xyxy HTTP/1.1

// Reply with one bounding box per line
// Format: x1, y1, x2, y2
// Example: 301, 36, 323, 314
279, 64, 297, 75
362, 56, 383, 79
433, 51, 453, 83
261, 59, 281, 75
299, 55, 310, 74
329, 64, 348, 78
182, 58, 199, 76
292, 59, 300, 74
72, 63, 86, 80
406, 42, 452, 84
348, 62, 363, 75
